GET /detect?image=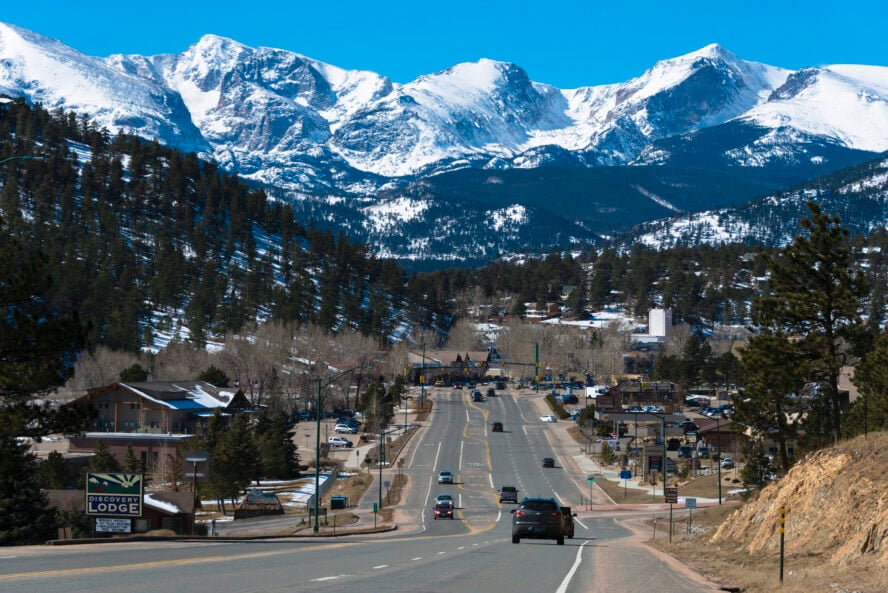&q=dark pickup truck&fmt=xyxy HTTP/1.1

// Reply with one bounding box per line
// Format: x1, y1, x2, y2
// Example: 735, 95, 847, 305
499, 485, 519, 504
